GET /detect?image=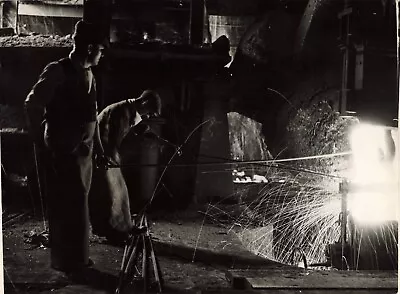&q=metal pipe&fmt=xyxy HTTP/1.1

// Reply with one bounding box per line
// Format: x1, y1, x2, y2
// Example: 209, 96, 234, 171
109, 152, 350, 179
110, 151, 352, 168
